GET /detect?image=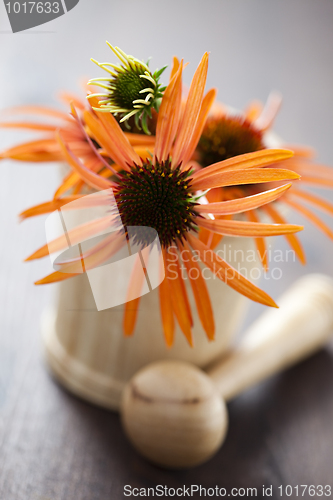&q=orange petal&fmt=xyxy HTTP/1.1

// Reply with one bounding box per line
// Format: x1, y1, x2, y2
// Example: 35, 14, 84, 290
244, 100, 264, 122
180, 88, 217, 167
20, 196, 83, 219
99, 165, 120, 178
210, 101, 227, 116
195, 183, 292, 215
178, 240, 215, 340
254, 236, 268, 271
172, 53, 209, 168
133, 146, 154, 158
191, 167, 300, 192
176, 256, 193, 327
87, 96, 141, 167
254, 92, 282, 131
198, 188, 225, 249
187, 233, 278, 308
71, 104, 119, 177
296, 175, 333, 189
155, 61, 183, 162
55, 232, 125, 273
209, 233, 224, 250
282, 159, 333, 180
245, 210, 268, 271
125, 133, 155, 147
164, 247, 193, 346
170, 56, 180, 81
56, 131, 115, 191
158, 259, 175, 347
283, 197, 333, 241
35, 232, 125, 283
199, 235, 222, 253
54, 171, 81, 199
72, 180, 84, 195
53, 155, 103, 199
35, 271, 79, 285
197, 216, 303, 237
25, 215, 115, 261
283, 144, 315, 158
0, 121, 59, 131
191, 149, 294, 182
198, 225, 224, 250
290, 188, 333, 216
58, 91, 86, 110
83, 109, 129, 170
198, 226, 212, 245
2, 105, 72, 122
123, 298, 140, 336
123, 253, 149, 336
0, 138, 58, 156
1, 150, 63, 162
263, 204, 306, 264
